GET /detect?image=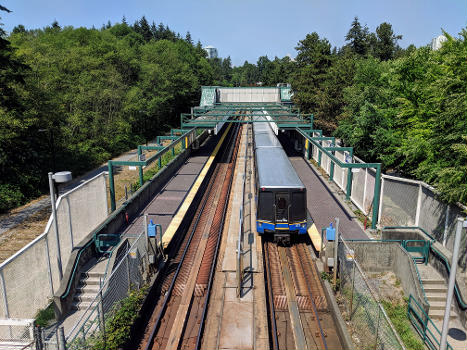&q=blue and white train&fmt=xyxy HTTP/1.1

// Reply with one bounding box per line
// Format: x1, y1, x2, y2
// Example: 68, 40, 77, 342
253, 115, 307, 244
